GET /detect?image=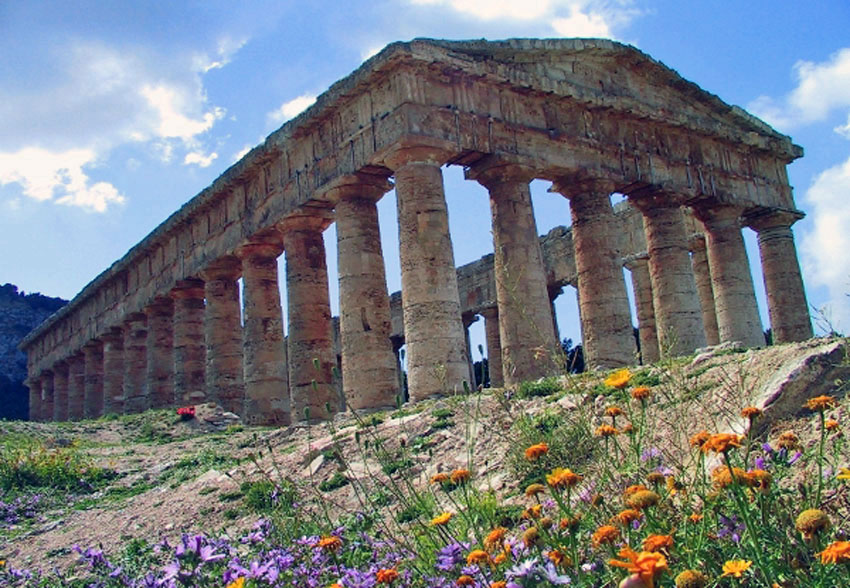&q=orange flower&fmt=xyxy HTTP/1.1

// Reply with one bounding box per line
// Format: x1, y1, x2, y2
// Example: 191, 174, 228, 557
721, 560, 752, 578
609, 547, 668, 588
625, 490, 660, 510
777, 431, 800, 450
595, 424, 619, 437
548, 549, 569, 567
456, 575, 475, 586
450, 469, 471, 485
483, 527, 508, 552
492, 552, 508, 565
745, 469, 772, 491
605, 406, 625, 418
795, 509, 831, 539
522, 504, 543, 519
825, 418, 839, 431
624, 484, 649, 497
315, 536, 343, 552
328, 584, 343, 588
490, 583, 507, 588
818, 540, 850, 564
547, 467, 583, 489
631, 386, 651, 400
604, 369, 632, 389
524, 442, 549, 461
688, 430, 711, 449
430, 512, 453, 526
522, 526, 540, 548
559, 514, 581, 531
711, 465, 748, 489
431, 473, 450, 484
226, 579, 245, 588
525, 483, 546, 497
592, 524, 620, 547
646, 472, 665, 486
615, 509, 643, 526
740, 406, 762, 419
688, 513, 703, 524
642, 534, 673, 552
700, 433, 742, 454
621, 423, 635, 434
376, 568, 400, 584
466, 549, 491, 565
805, 395, 836, 412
